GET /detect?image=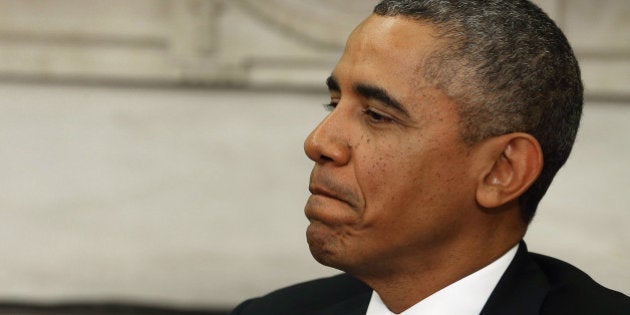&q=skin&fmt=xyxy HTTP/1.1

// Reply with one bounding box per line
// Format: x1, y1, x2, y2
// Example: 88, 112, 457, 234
303, 15, 540, 313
